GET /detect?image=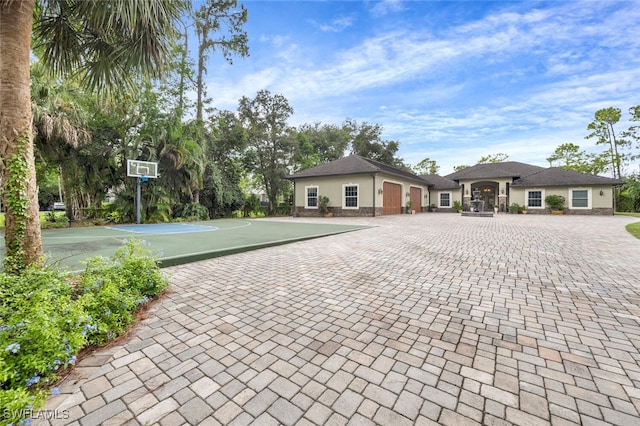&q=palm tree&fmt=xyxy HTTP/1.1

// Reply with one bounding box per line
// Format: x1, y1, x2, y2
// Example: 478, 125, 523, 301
0, 0, 183, 271
158, 119, 206, 204
32, 63, 91, 219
